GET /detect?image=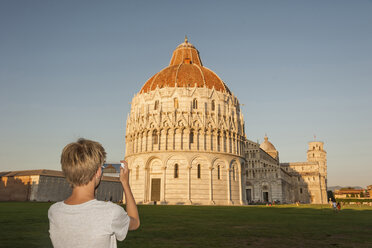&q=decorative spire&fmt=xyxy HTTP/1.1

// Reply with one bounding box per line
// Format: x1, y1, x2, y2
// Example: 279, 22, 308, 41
264, 134, 268, 141
169, 36, 202, 66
